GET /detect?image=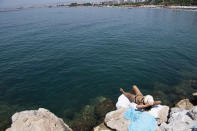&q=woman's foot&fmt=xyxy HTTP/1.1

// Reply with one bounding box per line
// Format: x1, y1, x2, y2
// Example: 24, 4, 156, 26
120, 88, 124, 93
